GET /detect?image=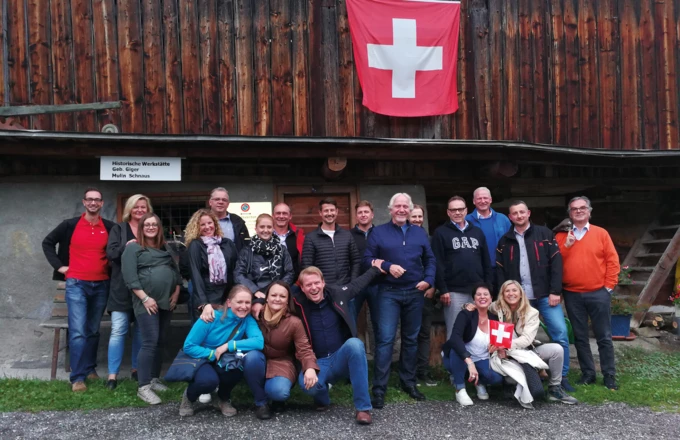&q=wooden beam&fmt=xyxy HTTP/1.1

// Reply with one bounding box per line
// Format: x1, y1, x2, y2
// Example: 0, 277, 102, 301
0, 102, 121, 117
